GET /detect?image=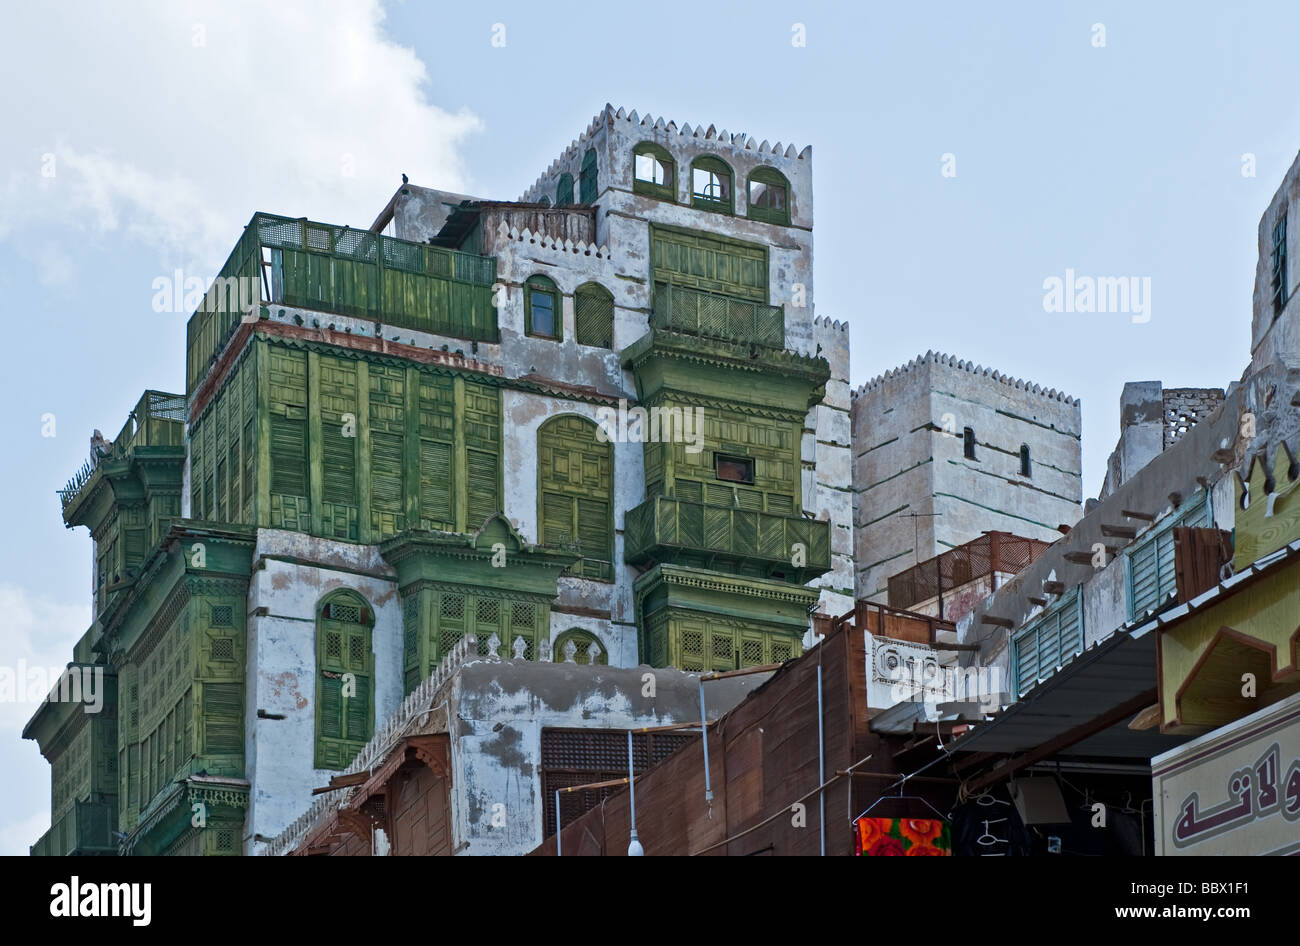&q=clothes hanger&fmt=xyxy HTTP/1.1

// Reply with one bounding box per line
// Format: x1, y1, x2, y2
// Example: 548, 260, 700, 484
856, 774, 947, 821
